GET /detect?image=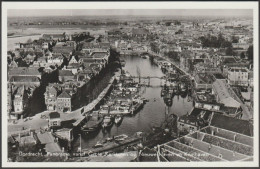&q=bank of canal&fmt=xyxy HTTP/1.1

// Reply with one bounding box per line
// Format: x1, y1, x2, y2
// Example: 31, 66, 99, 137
74, 55, 193, 150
